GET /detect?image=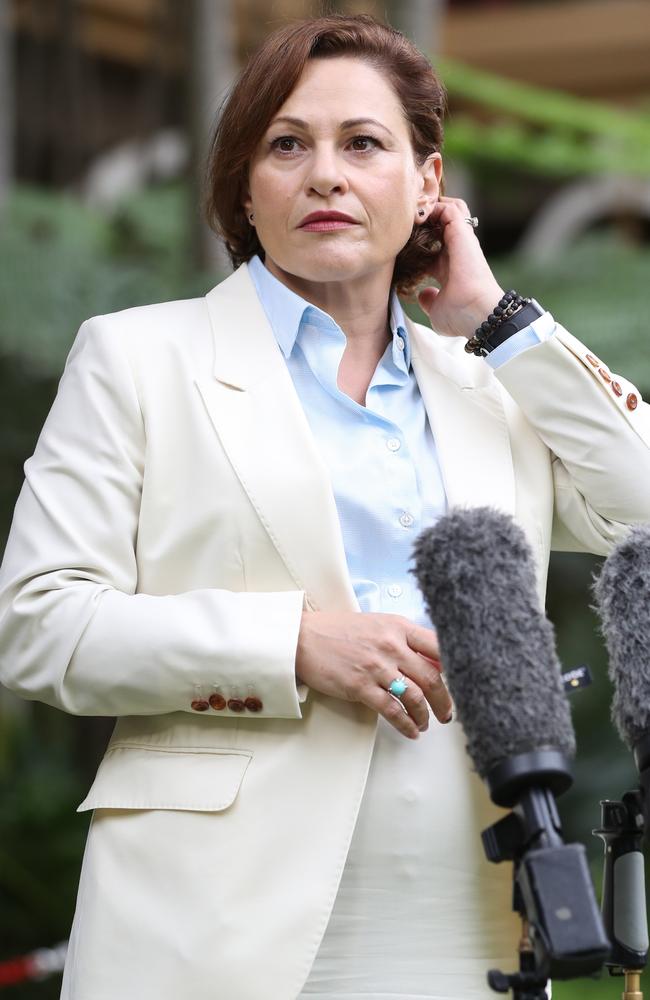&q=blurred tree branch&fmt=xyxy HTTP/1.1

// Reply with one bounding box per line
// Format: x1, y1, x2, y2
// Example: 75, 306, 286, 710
187, 0, 235, 277
388, 0, 445, 56
0, 0, 12, 221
